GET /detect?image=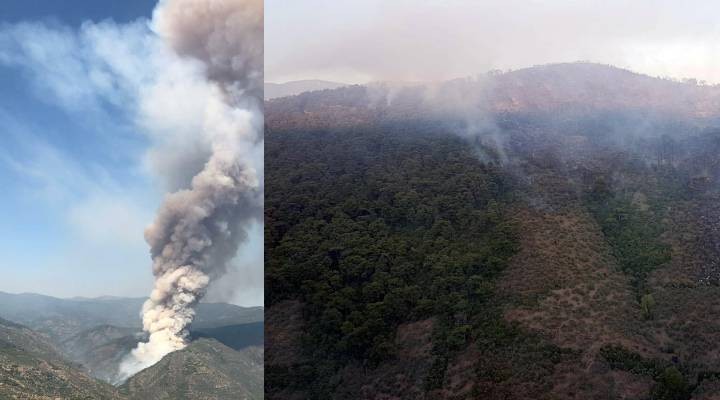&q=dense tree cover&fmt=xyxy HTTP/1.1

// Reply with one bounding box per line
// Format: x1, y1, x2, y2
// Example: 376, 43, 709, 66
266, 125, 539, 396
586, 193, 671, 291
264, 65, 720, 399
583, 163, 678, 296
265, 115, 720, 398
600, 345, 692, 400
